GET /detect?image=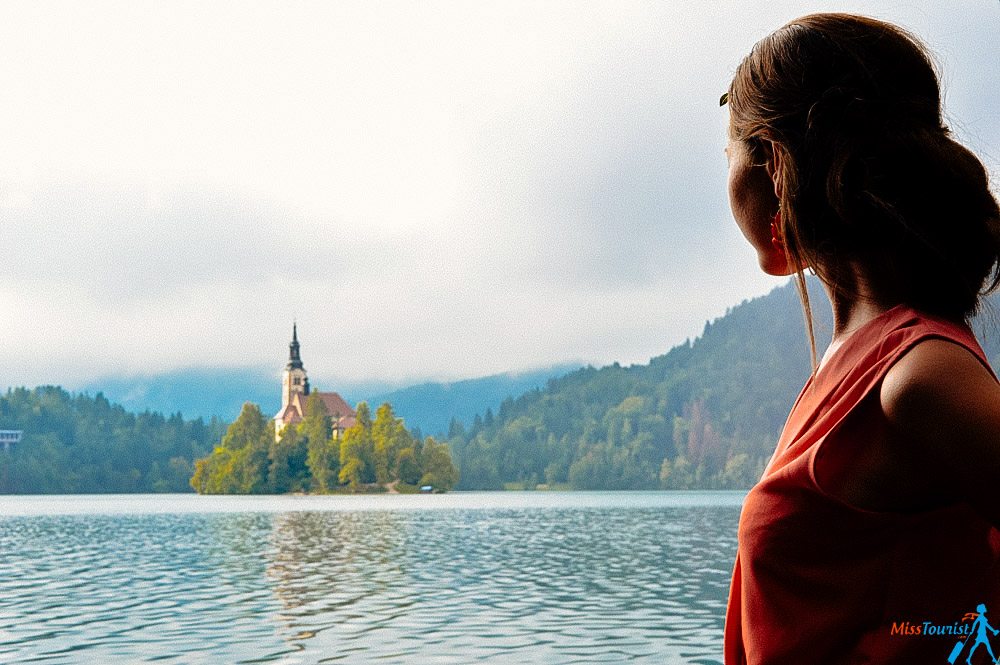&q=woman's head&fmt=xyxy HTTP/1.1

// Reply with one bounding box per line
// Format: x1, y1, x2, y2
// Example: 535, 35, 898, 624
725, 13, 1000, 325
